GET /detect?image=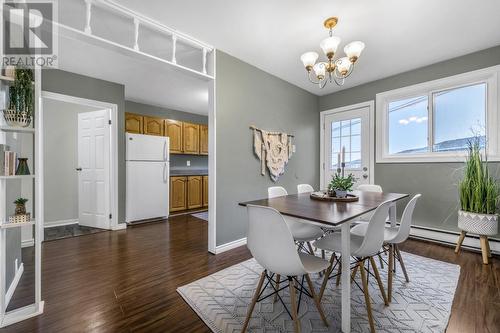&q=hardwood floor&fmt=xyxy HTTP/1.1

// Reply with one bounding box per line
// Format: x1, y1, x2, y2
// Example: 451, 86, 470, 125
1, 215, 498, 332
